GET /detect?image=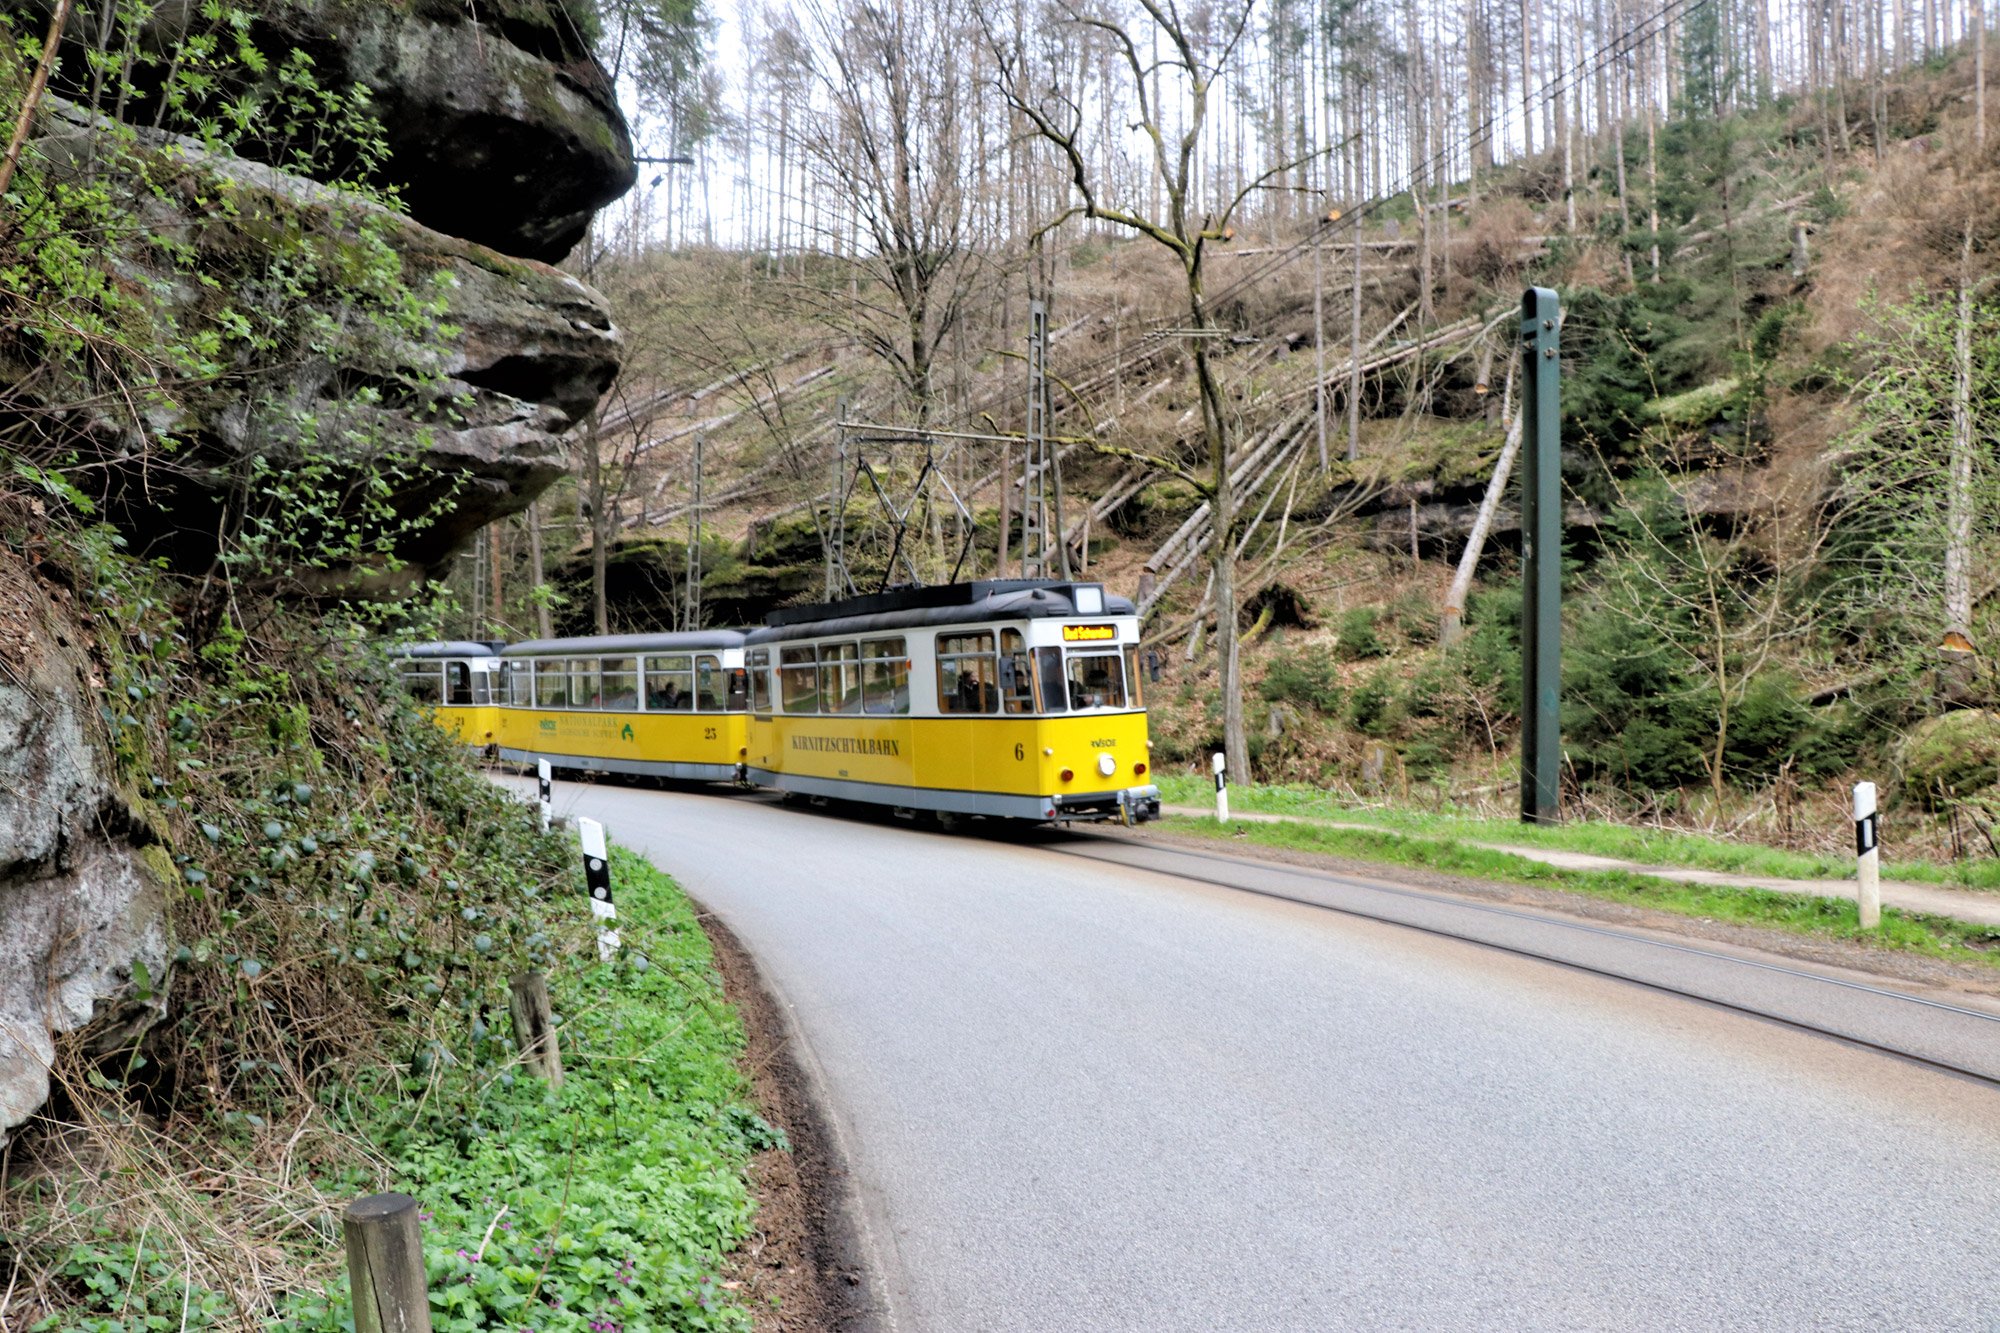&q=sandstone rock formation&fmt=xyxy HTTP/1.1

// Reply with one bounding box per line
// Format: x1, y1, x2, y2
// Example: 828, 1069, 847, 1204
0, 0, 635, 1134
39, 102, 620, 582
10, 0, 636, 261
244, 0, 637, 261
0, 544, 169, 1144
